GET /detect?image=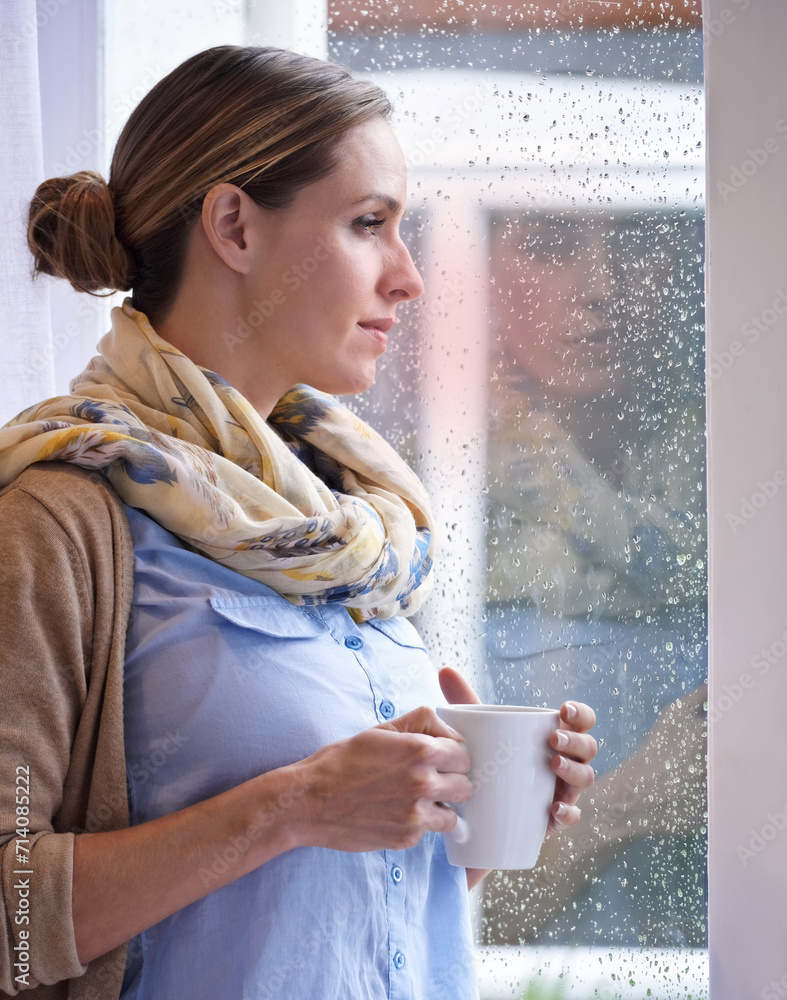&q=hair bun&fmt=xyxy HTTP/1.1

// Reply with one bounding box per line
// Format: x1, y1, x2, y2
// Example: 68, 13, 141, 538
27, 170, 134, 294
